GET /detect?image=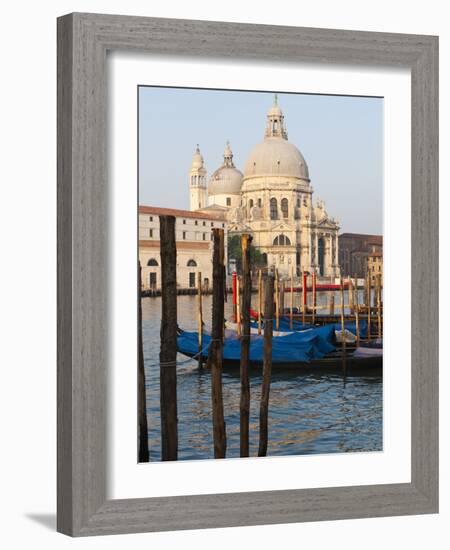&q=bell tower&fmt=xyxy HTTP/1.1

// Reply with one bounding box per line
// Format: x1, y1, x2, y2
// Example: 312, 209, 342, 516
189, 144, 207, 211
